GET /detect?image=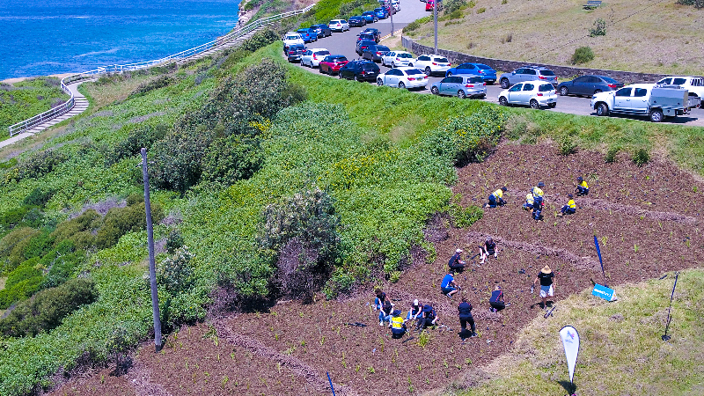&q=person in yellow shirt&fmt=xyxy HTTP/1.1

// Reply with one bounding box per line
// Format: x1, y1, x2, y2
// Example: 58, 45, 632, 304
575, 176, 589, 196
559, 194, 576, 216
389, 310, 407, 339
531, 182, 545, 220
522, 193, 534, 210
487, 186, 508, 208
